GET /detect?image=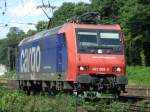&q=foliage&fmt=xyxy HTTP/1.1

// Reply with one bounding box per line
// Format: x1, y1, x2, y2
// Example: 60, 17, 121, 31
119, 0, 150, 65
52, 2, 90, 27
0, 27, 25, 68
126, 66, 150, 85
0, 0, 150, 69
91, 0, 123, 20
36, 21, 49, 32
0, 70, 16, 79
26, 29, 37, 37
52, 2, 76, 27
0, 88, 76, 112
0, 87, 130, 112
